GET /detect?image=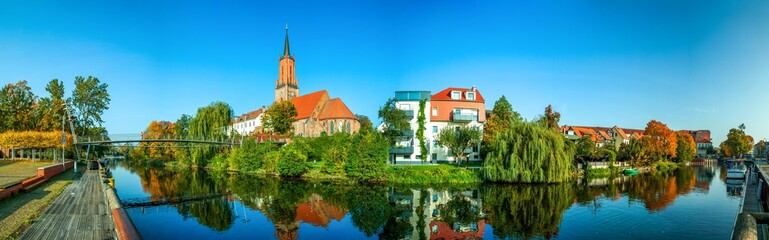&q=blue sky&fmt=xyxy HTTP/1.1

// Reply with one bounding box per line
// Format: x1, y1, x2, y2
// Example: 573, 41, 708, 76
2, 1, 768, 144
